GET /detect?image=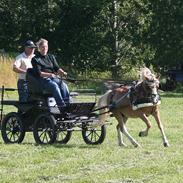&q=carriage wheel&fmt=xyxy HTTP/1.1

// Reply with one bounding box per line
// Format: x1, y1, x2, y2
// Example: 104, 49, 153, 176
82, 125, 106, 145
56, 130, 72, 144
33, 113, 56, 144
1, 112, 25, 143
